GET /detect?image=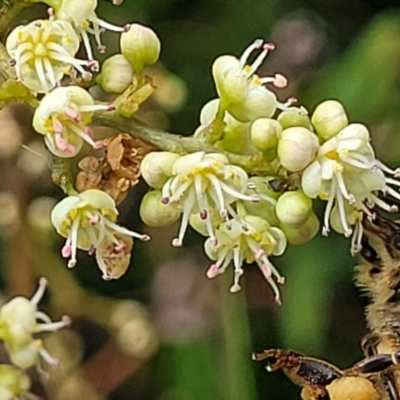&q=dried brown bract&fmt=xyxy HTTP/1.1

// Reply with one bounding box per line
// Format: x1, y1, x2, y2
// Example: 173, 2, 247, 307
96, 233, 134, 280
76, 133, 154, 204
